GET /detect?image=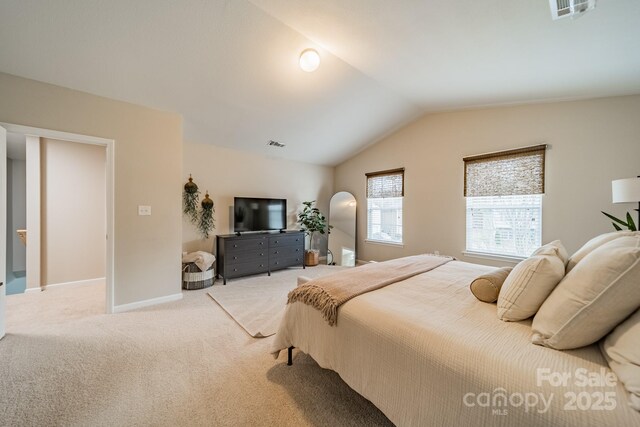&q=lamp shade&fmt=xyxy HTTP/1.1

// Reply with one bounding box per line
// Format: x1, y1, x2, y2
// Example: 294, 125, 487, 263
612, 177, 640, 203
